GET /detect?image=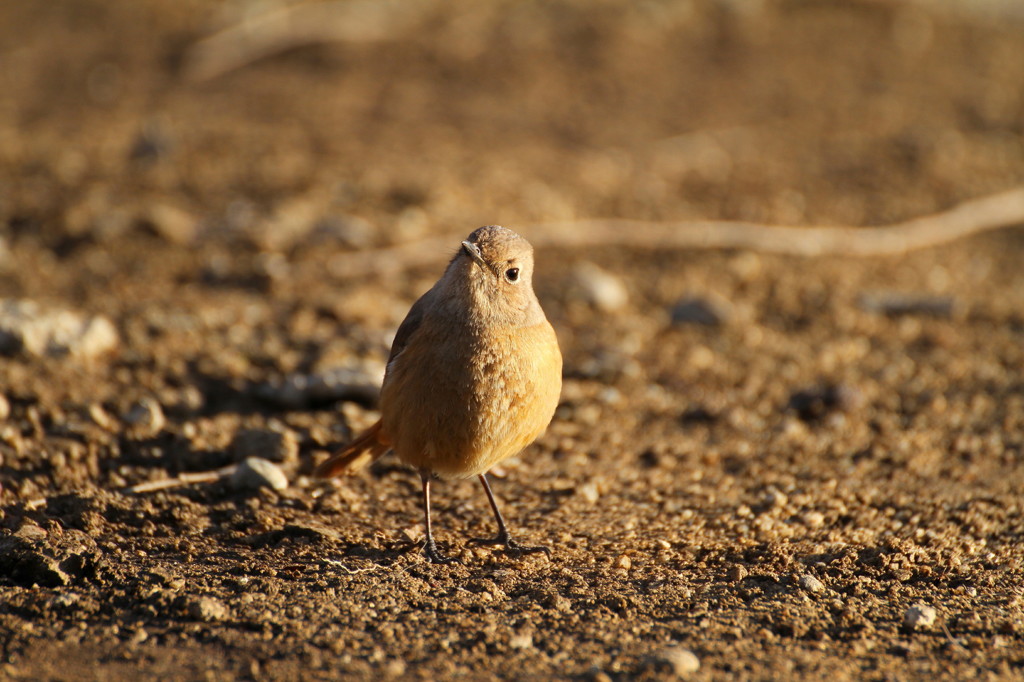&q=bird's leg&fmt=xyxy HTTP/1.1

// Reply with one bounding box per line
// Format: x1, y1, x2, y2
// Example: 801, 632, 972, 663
470, 473, 551, 556
420, 471, 456, 564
